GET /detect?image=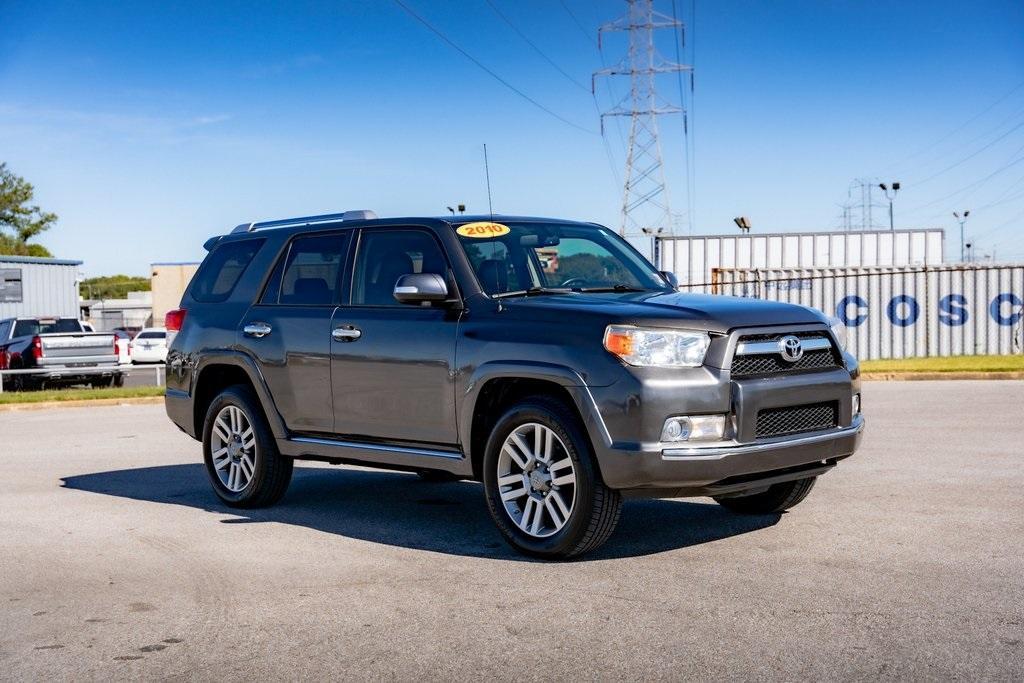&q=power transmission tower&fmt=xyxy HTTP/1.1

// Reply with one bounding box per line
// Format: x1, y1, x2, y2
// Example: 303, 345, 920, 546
847, 178, 887, 231
594, 0, 691, 238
